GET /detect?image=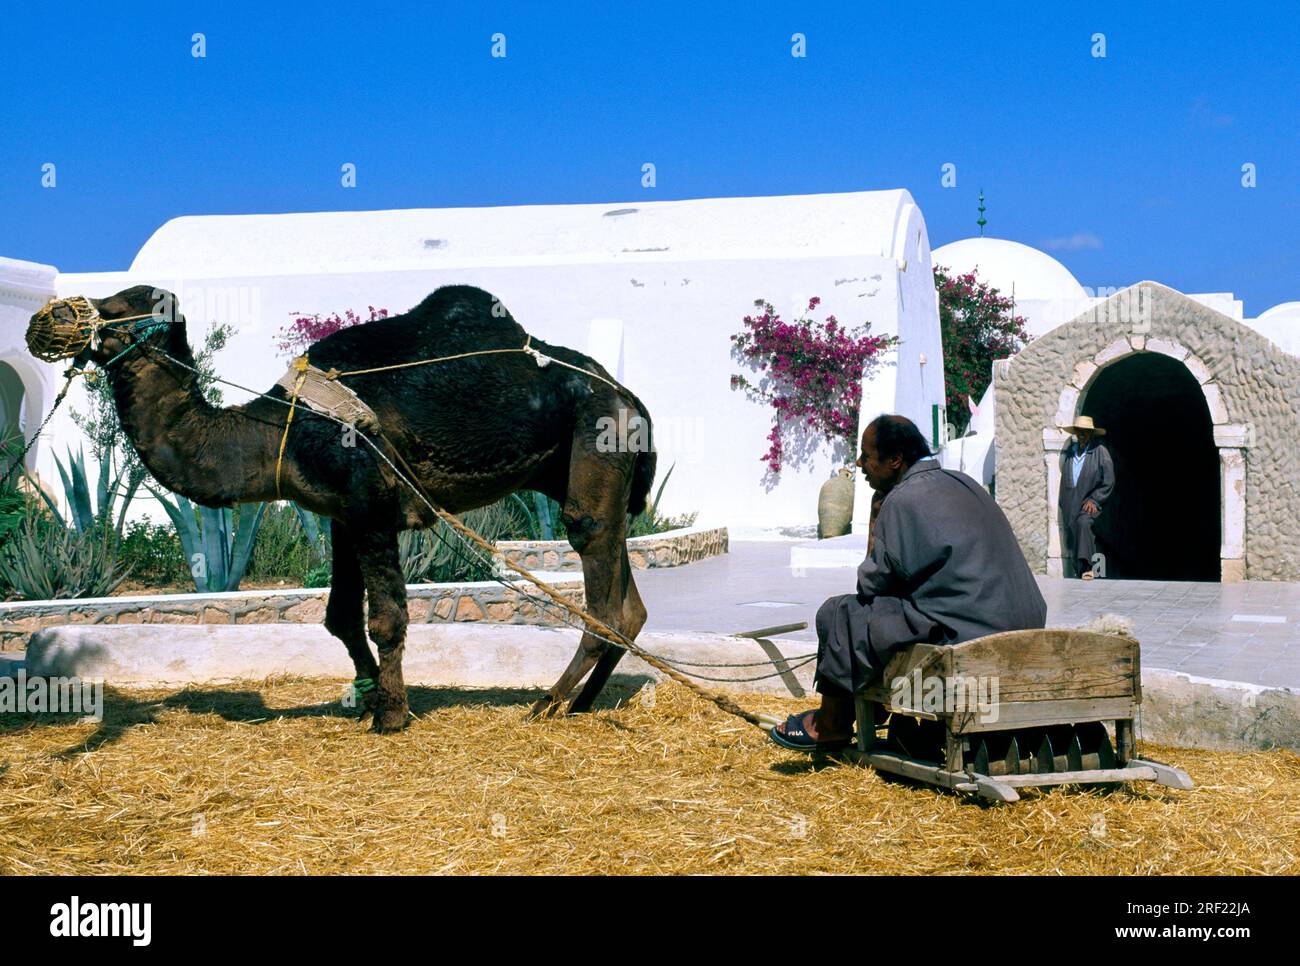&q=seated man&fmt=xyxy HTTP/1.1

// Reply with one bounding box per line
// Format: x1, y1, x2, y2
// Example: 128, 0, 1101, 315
772, 414, 1048, 751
